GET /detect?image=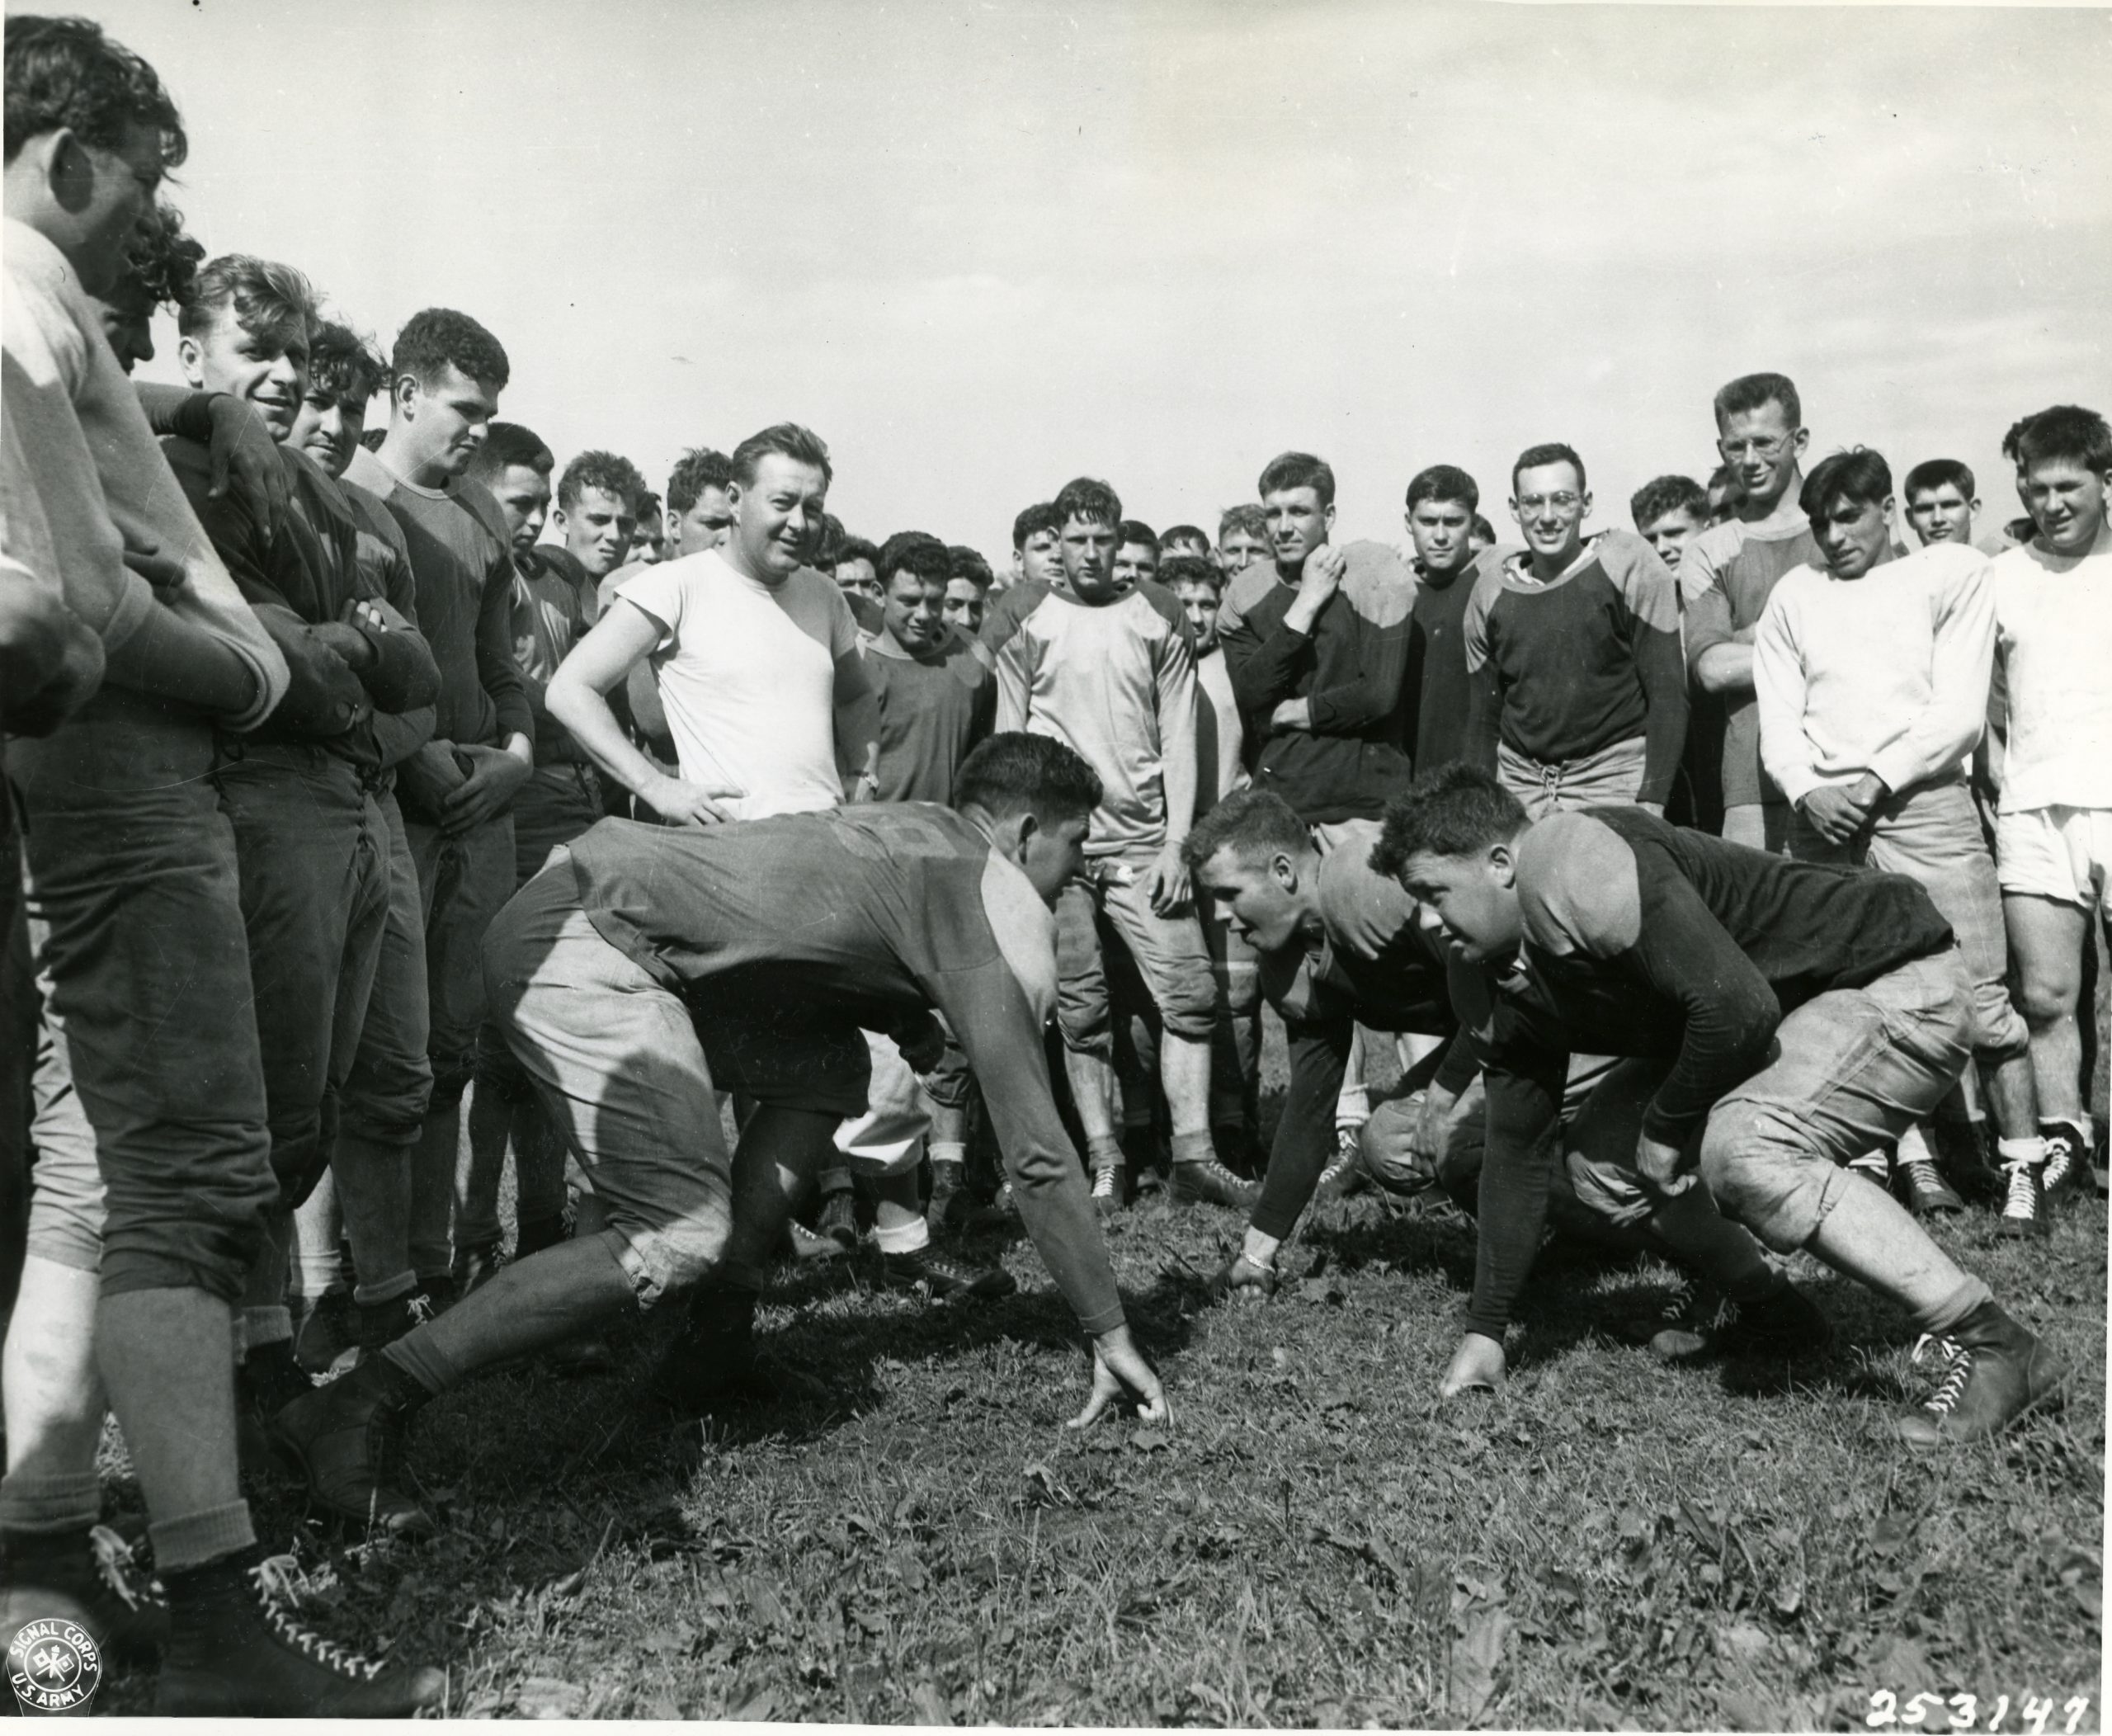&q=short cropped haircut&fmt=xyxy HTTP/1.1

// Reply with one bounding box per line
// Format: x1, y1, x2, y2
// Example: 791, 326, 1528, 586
1511, 442, 1586, 495
177, 253, 317, 347
635, 490, 662, 520
392, 307, 509, 394
667, 448, 732, 515
729, 422, 832, 489
1629, 474, 1707, 531
1158, 554, 1222, 596
834, 535, 881, 572
1012, 502, 1061, 551
955, 732, 1103, 823
1181, 787, 1312, 875
1798, 448, 1893, 520
122, 201, 204, 312
877, 531, 951, 590
1714, 370, 1802, 432
5, 14, 186, 168
1218, 502, 1268, 543
1405, 464, 1480, 515
1054, 477, 1122, 530
559, 450, 647, 514
949, 545, 996, 589
1471, 515, 1496, 543
1257, 451, 1335, 507
2002, 404, 2112, 476
1371, 765, 1530, 881
469, 422, 554, 486
1117, 519, 1159, 554
1160, 524, 1210, 555
306, 320, 388, 405
1903, 459, 1975, 501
